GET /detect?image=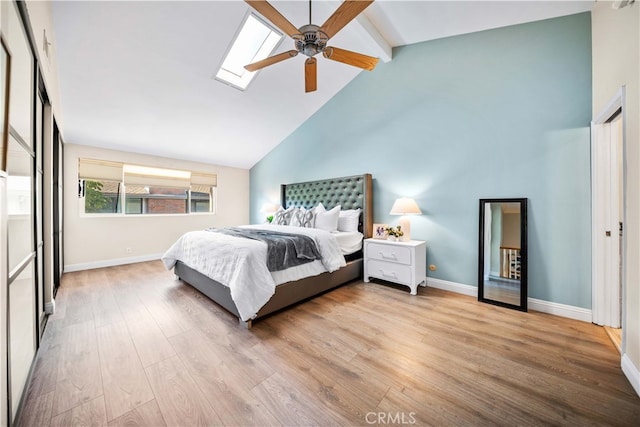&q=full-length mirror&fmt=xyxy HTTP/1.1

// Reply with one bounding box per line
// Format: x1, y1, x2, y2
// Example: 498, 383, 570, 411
478, 198, 528, 311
